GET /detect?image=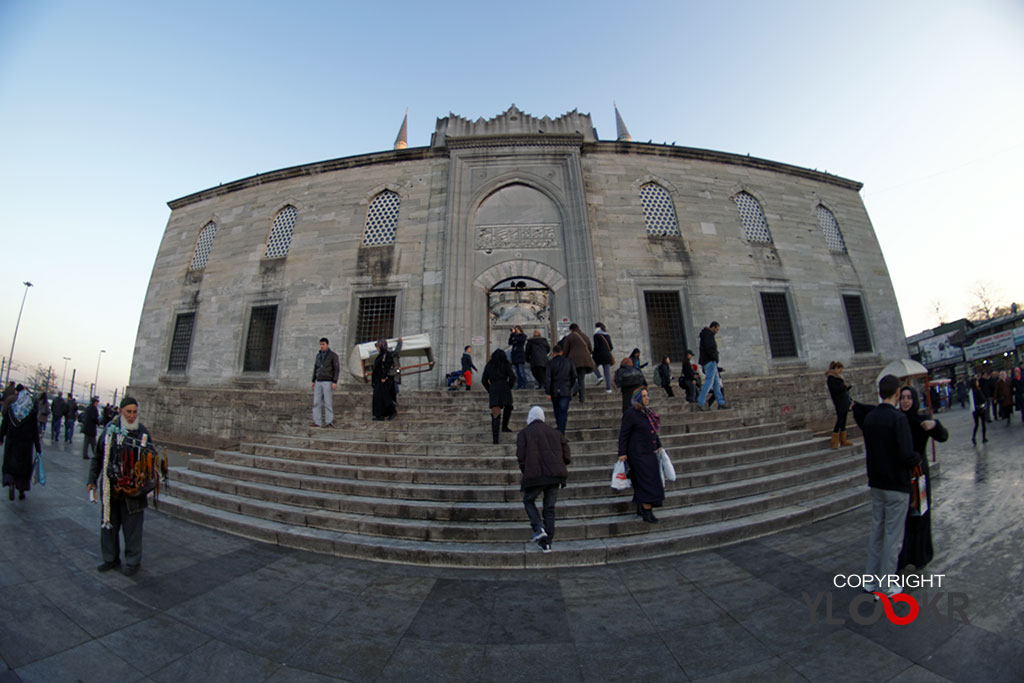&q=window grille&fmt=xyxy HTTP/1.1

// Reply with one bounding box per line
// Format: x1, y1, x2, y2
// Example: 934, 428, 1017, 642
167, 312, 195, 372
361, 191, 401, 246
842, 295, 873, 352
265, 205, 297, 258
760, 292, 797, 357
355, 296, 396, 343
243, 305, 278, 372
816, 205, 847, 254
644, 291, 687, 363
639, 183, 680, 237
734, 192, 773, 243
189, 221, 217, 271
